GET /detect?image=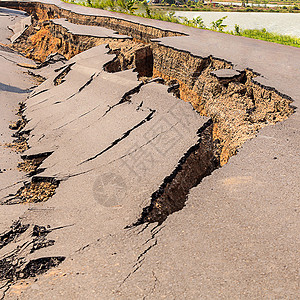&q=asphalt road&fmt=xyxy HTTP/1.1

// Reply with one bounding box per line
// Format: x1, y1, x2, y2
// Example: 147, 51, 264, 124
0, 2, 299, 299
